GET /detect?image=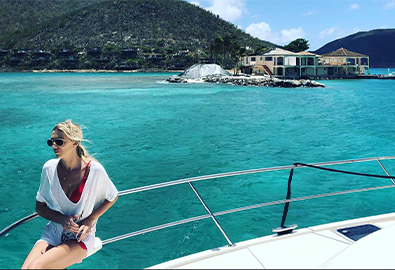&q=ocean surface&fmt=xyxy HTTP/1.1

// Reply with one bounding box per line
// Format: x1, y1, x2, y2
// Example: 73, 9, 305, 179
1, 69, 395, 268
